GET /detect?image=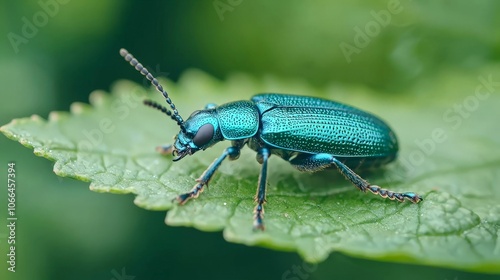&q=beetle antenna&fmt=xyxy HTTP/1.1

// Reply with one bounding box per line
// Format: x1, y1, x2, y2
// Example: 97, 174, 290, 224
119, 48, 185, 132
143, 100, 180, 123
